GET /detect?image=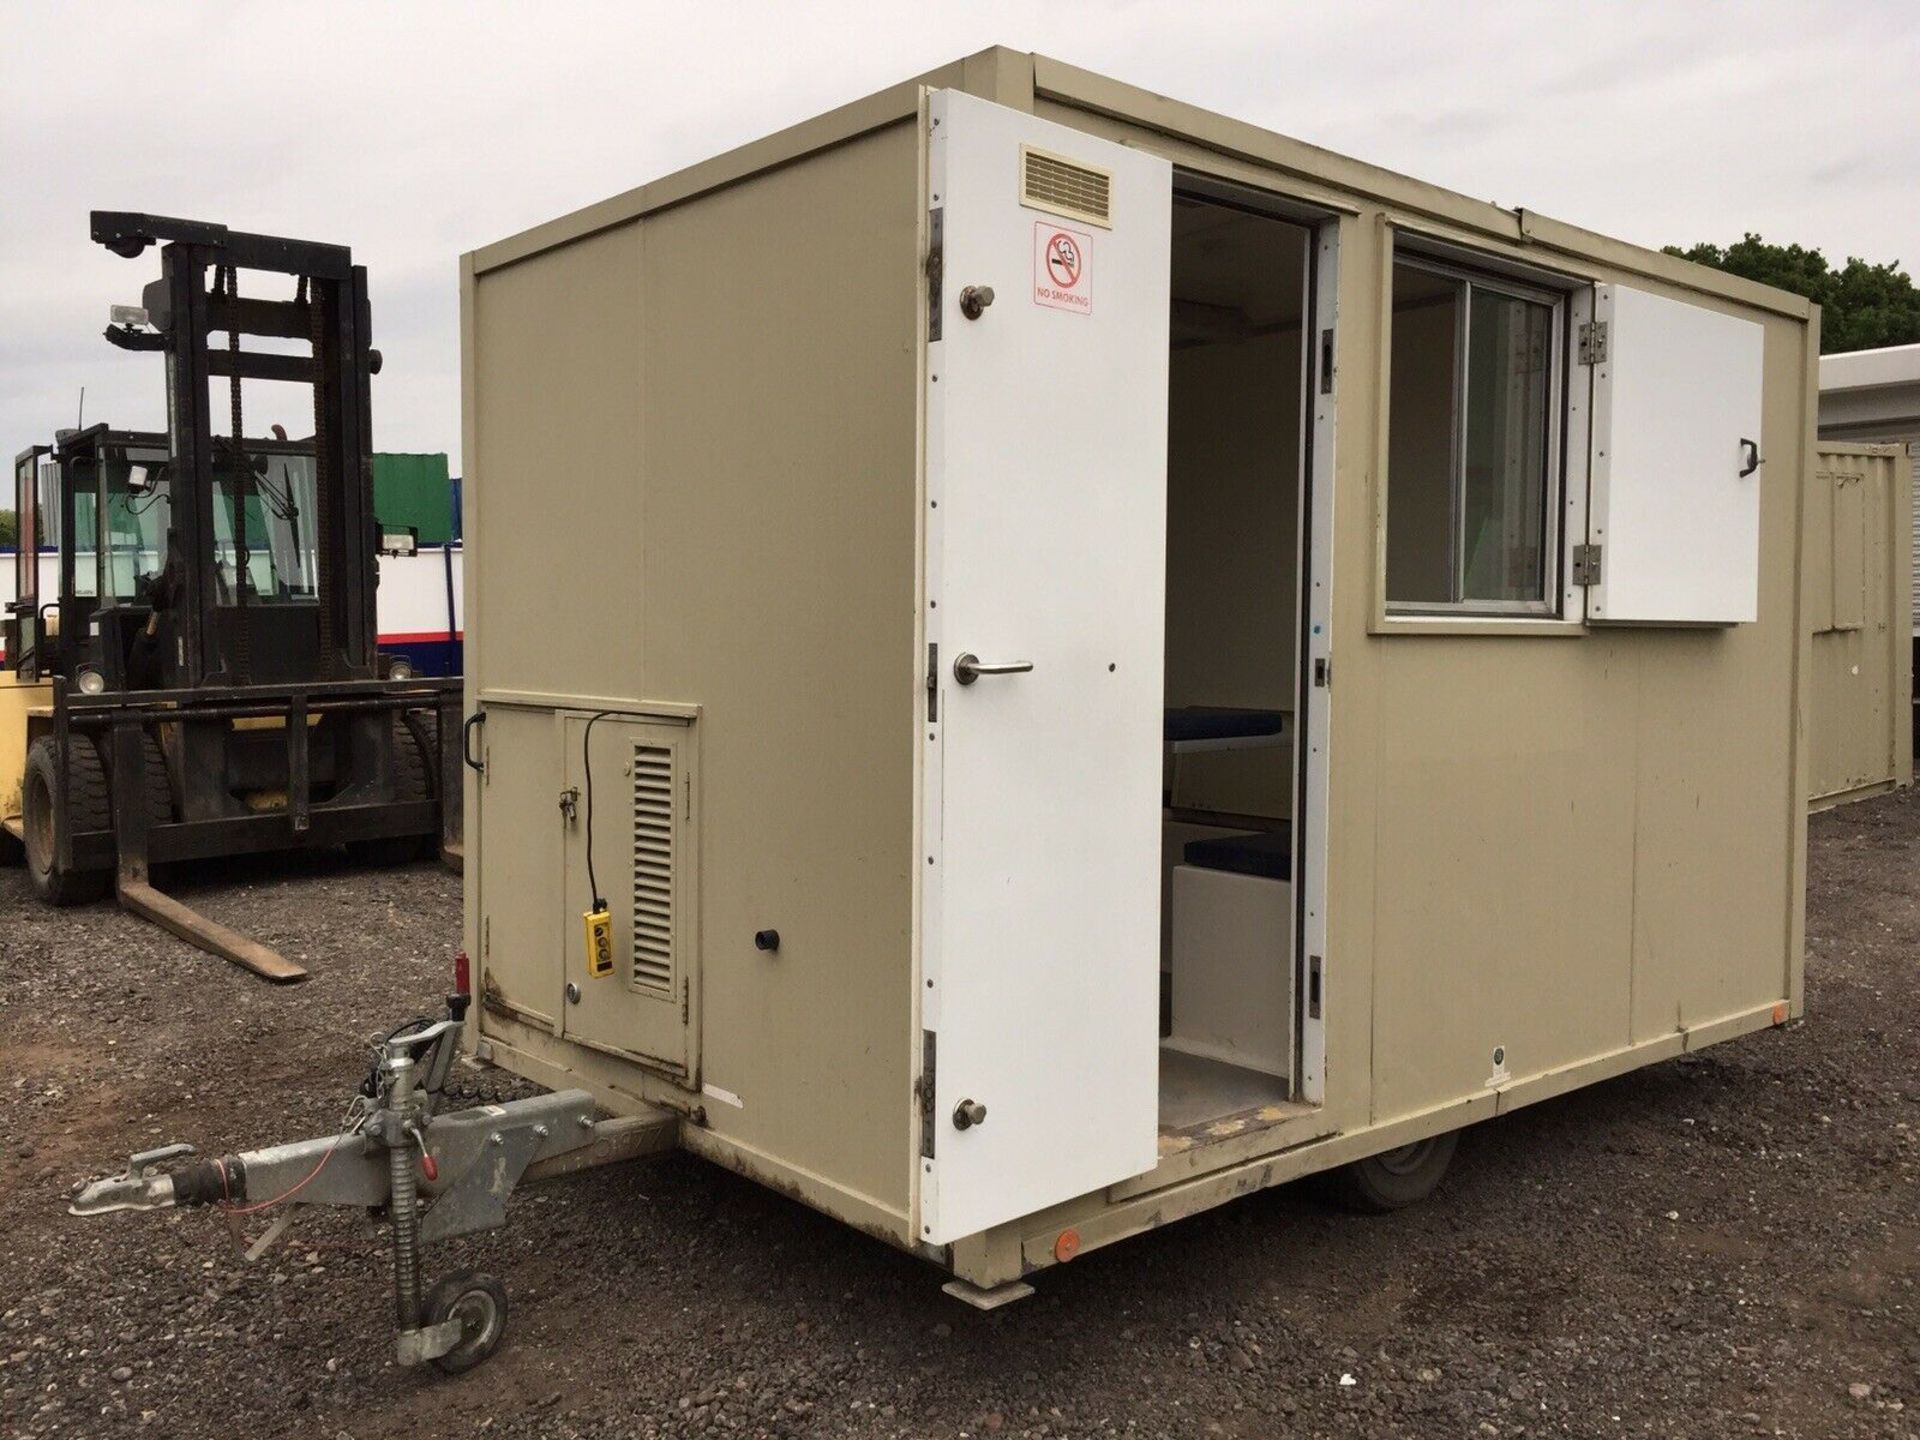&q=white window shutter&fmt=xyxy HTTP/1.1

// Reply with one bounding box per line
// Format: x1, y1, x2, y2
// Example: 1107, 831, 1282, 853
1587, 284, 1766, 624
